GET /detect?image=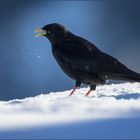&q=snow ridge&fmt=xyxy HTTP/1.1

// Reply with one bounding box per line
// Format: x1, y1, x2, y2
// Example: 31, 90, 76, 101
0, 82, 140, 130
